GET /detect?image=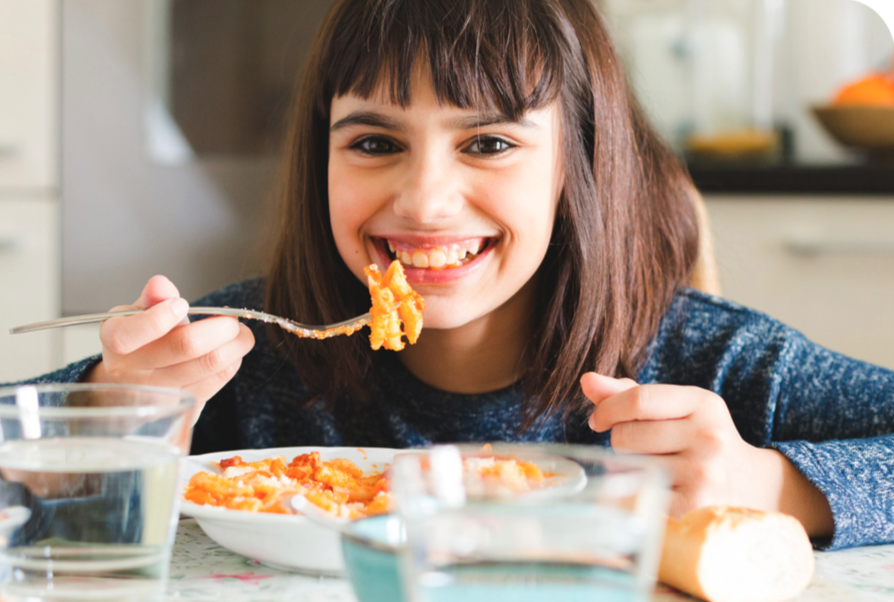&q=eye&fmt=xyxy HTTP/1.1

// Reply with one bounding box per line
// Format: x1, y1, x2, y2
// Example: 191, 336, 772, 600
350, 136, 402, 155
464, 136, 516, 156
